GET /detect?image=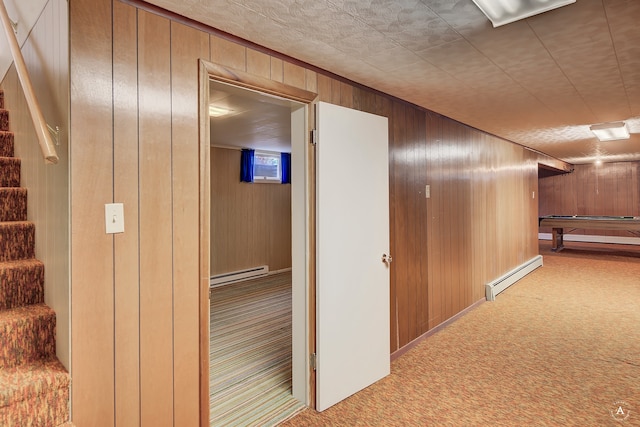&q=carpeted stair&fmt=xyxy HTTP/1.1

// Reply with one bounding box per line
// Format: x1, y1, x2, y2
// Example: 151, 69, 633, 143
0, 89, 70, 426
